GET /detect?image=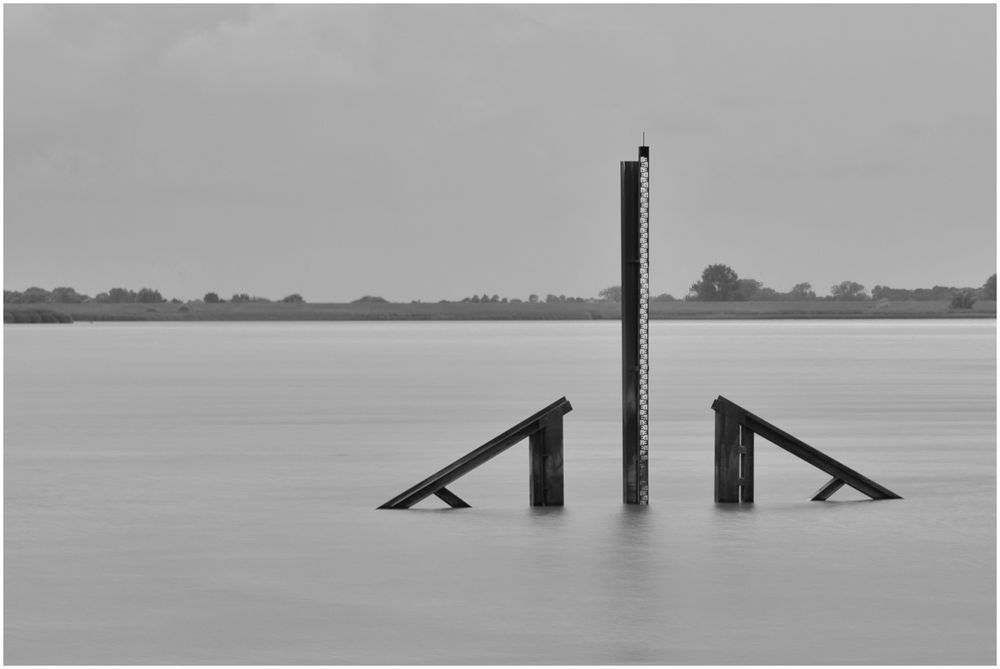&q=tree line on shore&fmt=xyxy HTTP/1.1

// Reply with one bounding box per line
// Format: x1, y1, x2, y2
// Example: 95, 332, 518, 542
4, 287, 306, 305
436, 266, 996, 307
5, 267, 996, 308
677, 265, 995, 308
